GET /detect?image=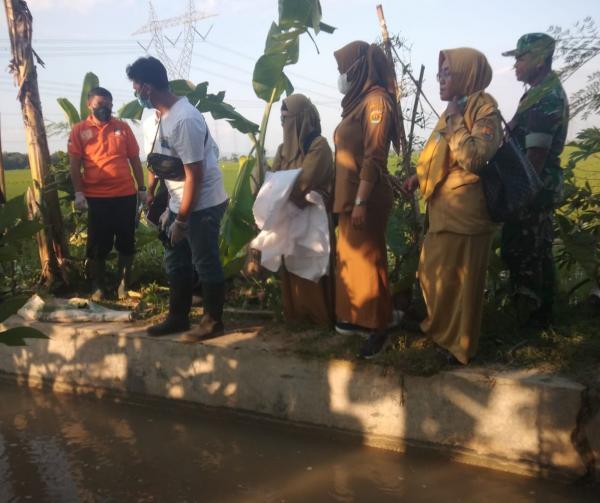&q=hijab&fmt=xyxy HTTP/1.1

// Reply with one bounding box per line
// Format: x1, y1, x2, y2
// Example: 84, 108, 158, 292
438, 48, 492, 98
417, 48, 494, 201
334, 41, 397, 112
278, 94, 322, 170
334, 40, 400, 153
